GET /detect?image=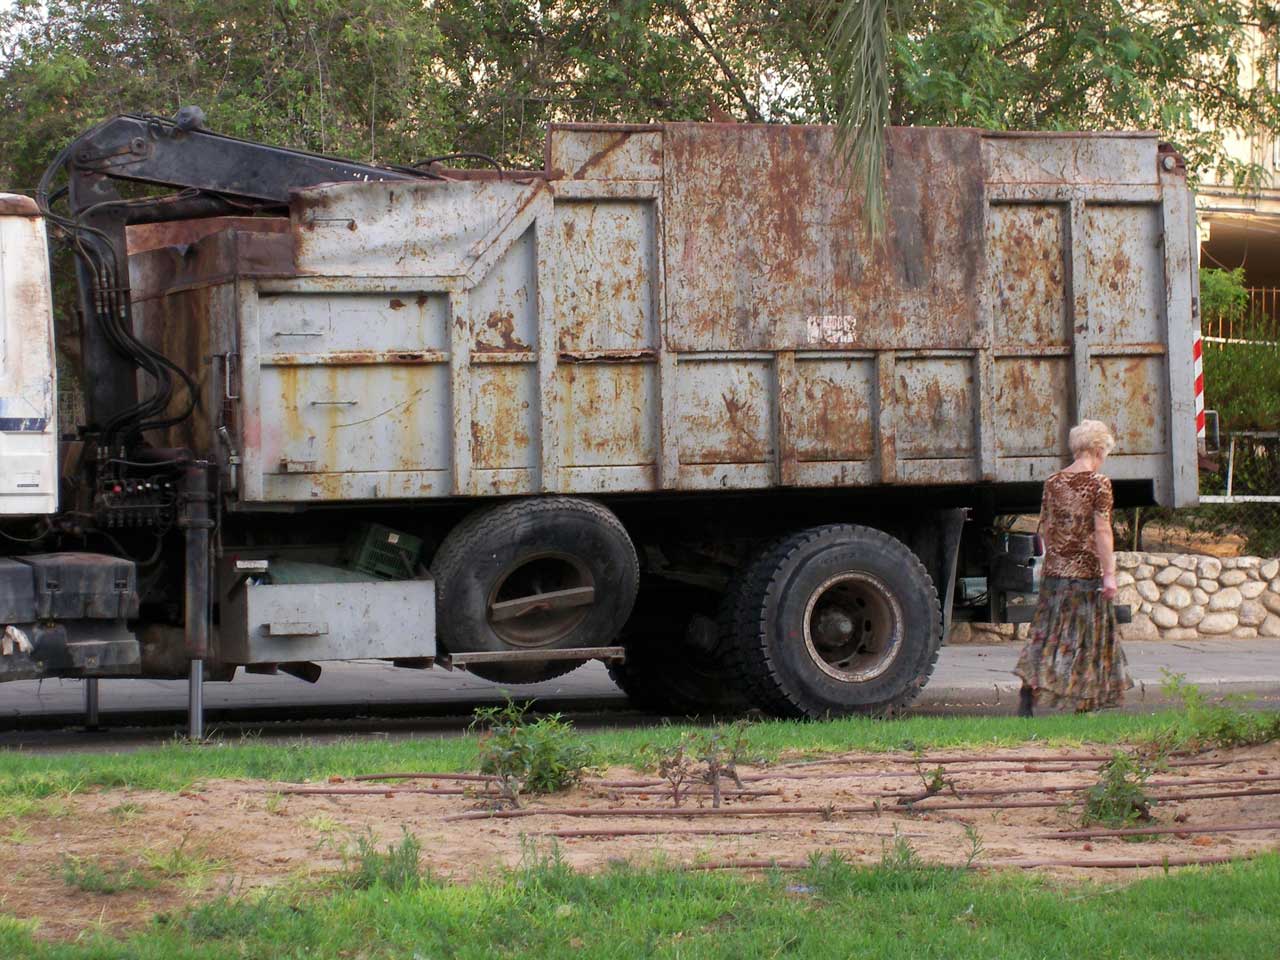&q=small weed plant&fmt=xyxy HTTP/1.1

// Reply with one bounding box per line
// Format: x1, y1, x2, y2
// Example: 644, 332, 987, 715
643, 721, 752, 807
694, 722, 750, 807
471, 700, 595, 806
1081, 751, 1155, 828
345, 829, 426, 891
61, 855, 154, 894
